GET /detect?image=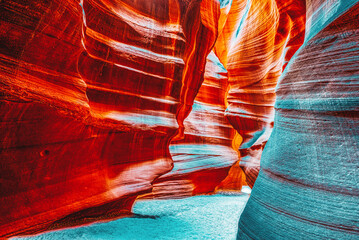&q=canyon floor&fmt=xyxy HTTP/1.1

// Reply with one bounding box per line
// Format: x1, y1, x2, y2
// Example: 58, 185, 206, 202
12, 191, 250, 240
